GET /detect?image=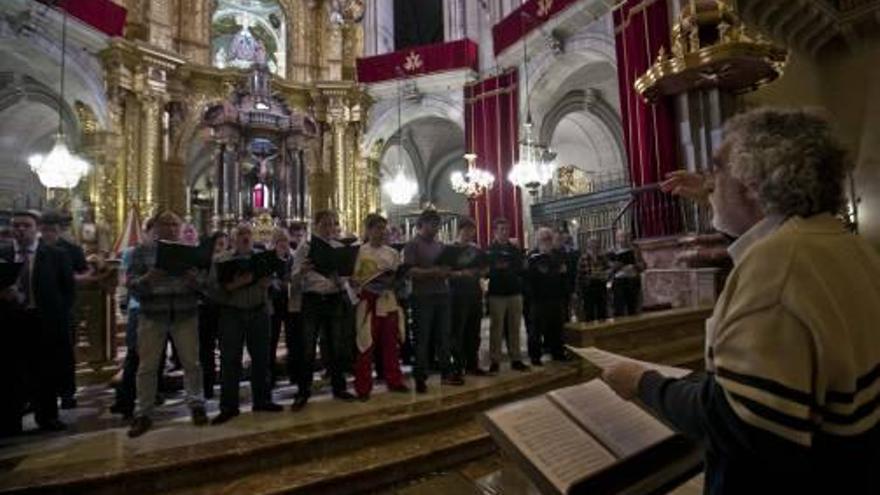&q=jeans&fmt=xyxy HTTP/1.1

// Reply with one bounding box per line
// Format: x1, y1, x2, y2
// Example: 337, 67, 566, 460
298, 293, 348, 396
488, 295, 524, 364
451, 293, 482, 373
218, 306, 272, 412
411, 293, 452, 381
136, 312, 203, 417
